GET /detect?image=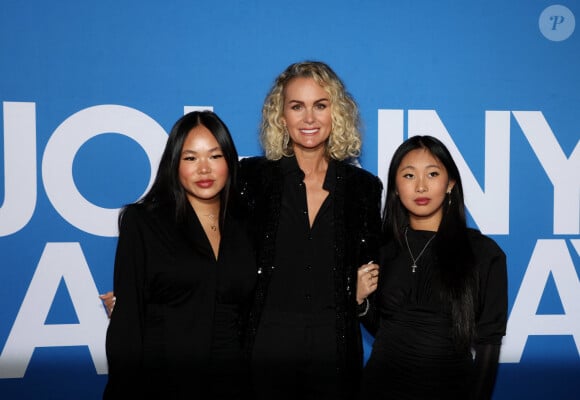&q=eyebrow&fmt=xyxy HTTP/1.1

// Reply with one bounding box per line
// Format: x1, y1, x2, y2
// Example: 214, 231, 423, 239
181, 147, 221, 154
399, 164, 442, 170
287, 97, 330, 104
